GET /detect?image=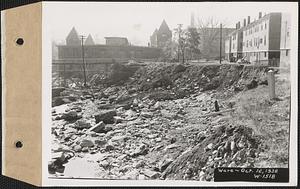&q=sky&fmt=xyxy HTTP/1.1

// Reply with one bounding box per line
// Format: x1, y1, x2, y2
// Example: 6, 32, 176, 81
44, 2, 297, 46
